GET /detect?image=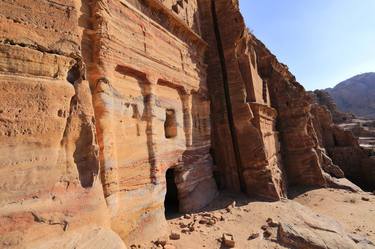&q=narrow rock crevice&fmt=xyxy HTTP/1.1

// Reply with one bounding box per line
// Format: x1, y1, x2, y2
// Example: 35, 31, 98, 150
59, 55, 99, 188
210, 0, 245, 192
0, 39, 78, 58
